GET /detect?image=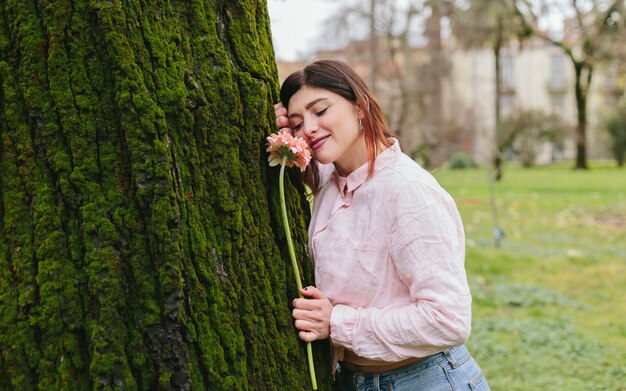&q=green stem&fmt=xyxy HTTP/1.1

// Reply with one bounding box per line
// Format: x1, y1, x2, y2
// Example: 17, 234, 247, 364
279, 156, 318, 390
